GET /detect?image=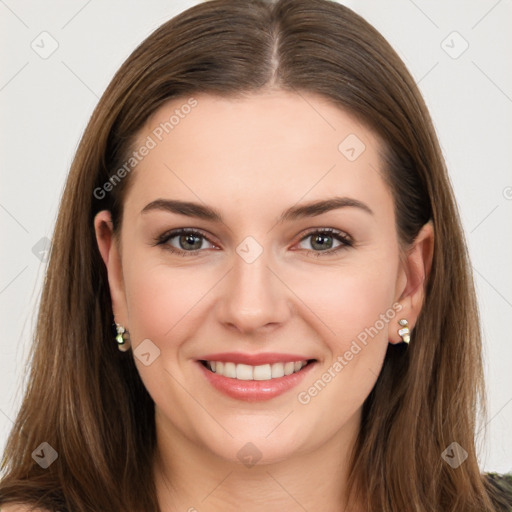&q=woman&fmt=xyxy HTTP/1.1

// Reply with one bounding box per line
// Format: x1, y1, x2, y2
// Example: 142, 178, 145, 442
1, 0, 511, 510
